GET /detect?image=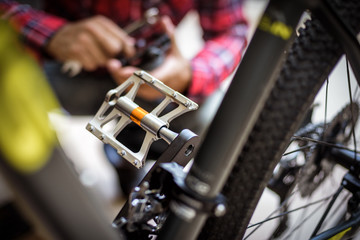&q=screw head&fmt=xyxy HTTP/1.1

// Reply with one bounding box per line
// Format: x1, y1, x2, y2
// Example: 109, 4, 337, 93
214, 204, 226, 217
